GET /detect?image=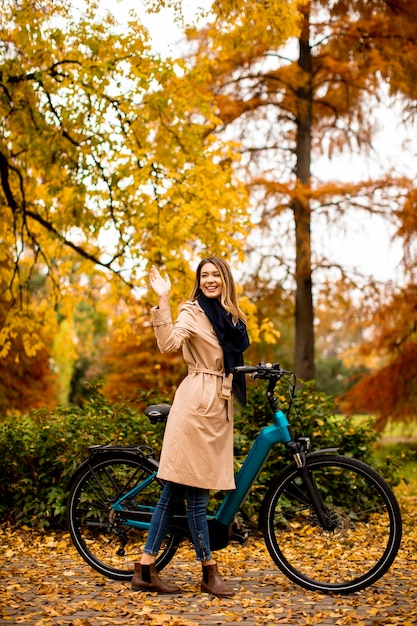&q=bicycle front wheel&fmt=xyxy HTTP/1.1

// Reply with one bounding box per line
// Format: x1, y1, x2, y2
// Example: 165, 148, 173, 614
262, 454, 402, 594
67, 451, 181, 580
